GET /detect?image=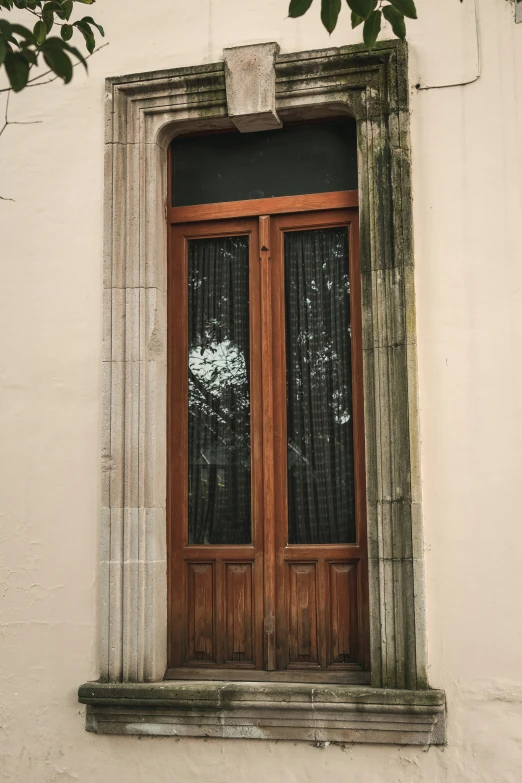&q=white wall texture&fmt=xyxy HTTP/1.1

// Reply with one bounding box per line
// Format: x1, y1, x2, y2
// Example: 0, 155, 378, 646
0, 0, 521, 779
